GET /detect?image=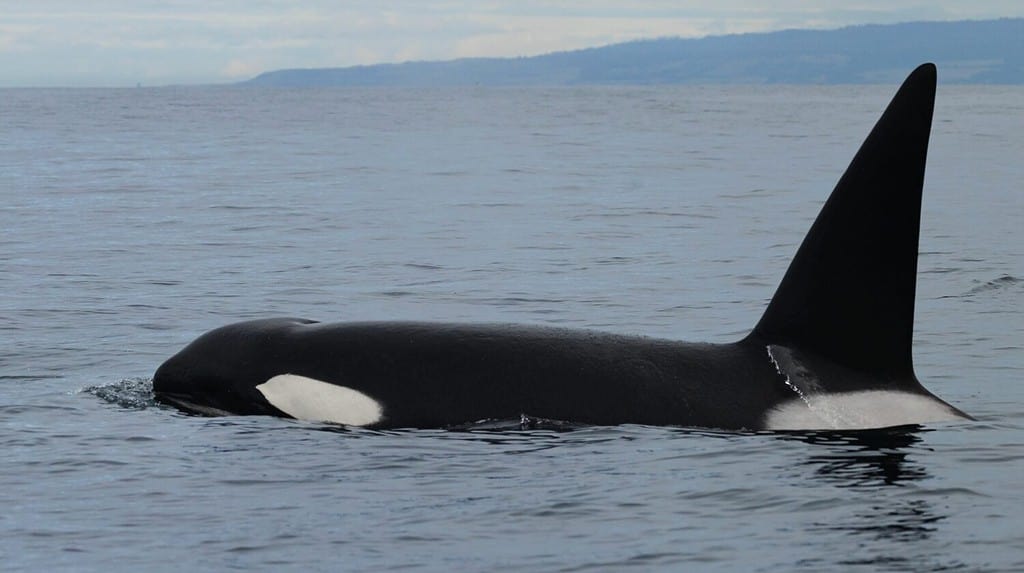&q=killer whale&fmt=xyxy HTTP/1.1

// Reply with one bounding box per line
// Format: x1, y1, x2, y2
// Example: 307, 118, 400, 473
154, 63, 971, 431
